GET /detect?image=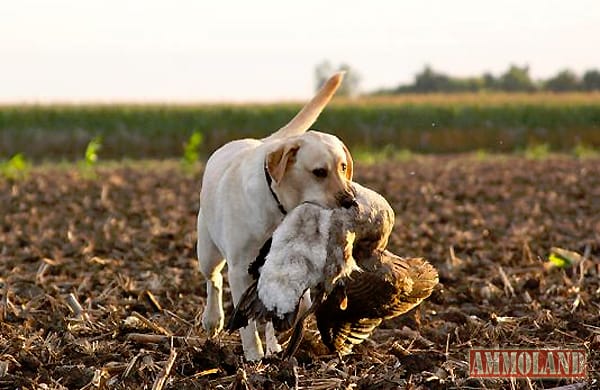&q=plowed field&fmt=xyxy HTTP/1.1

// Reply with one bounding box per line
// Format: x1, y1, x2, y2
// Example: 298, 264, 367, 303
1, 156, 599, 389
